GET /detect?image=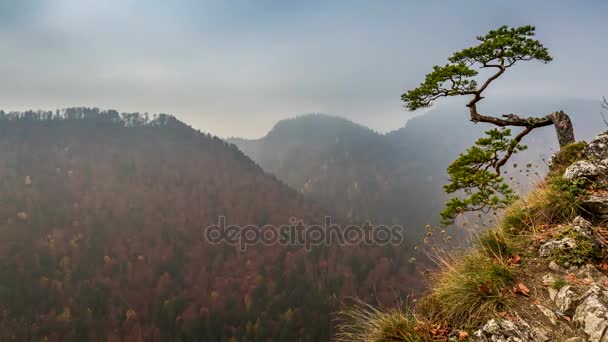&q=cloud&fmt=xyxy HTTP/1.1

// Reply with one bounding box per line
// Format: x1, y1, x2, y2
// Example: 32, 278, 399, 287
0, 0, 606, 137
